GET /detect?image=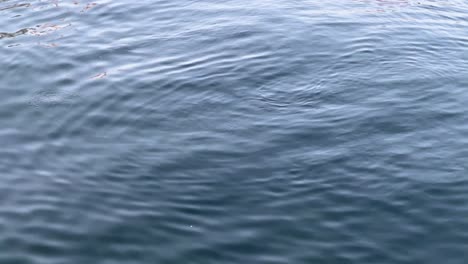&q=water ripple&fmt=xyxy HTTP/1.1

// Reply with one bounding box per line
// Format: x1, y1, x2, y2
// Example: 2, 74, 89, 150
1, 0, 468, 263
